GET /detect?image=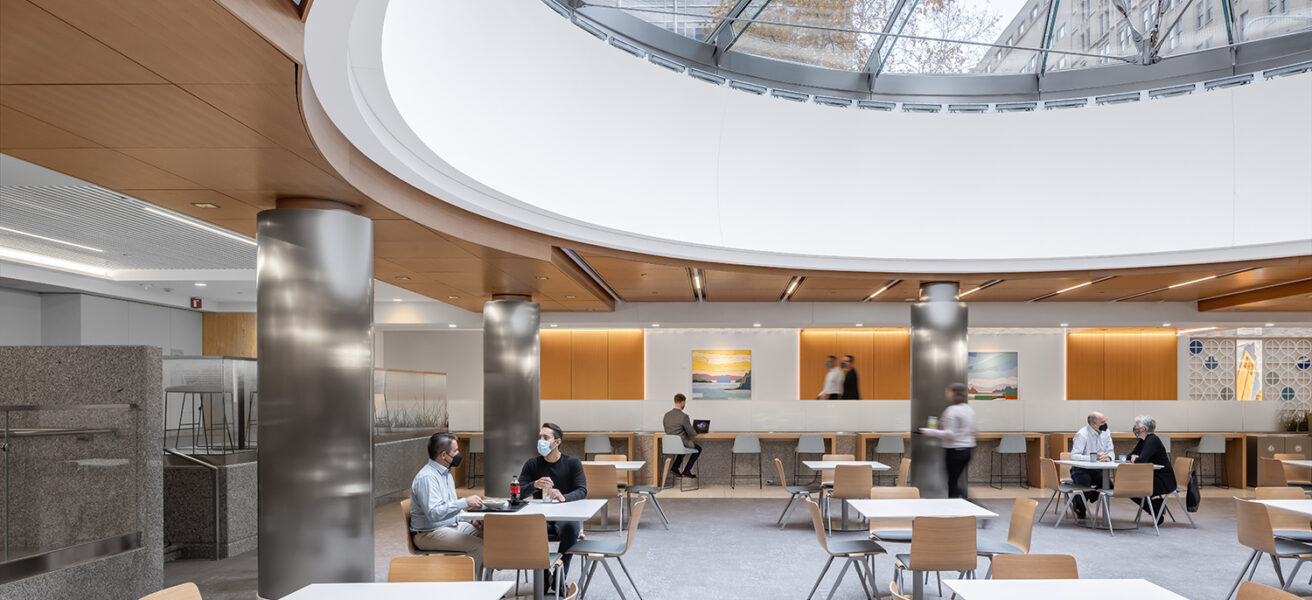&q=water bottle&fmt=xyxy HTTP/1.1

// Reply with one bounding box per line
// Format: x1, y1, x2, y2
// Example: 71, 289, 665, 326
510, 475, 521, 504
